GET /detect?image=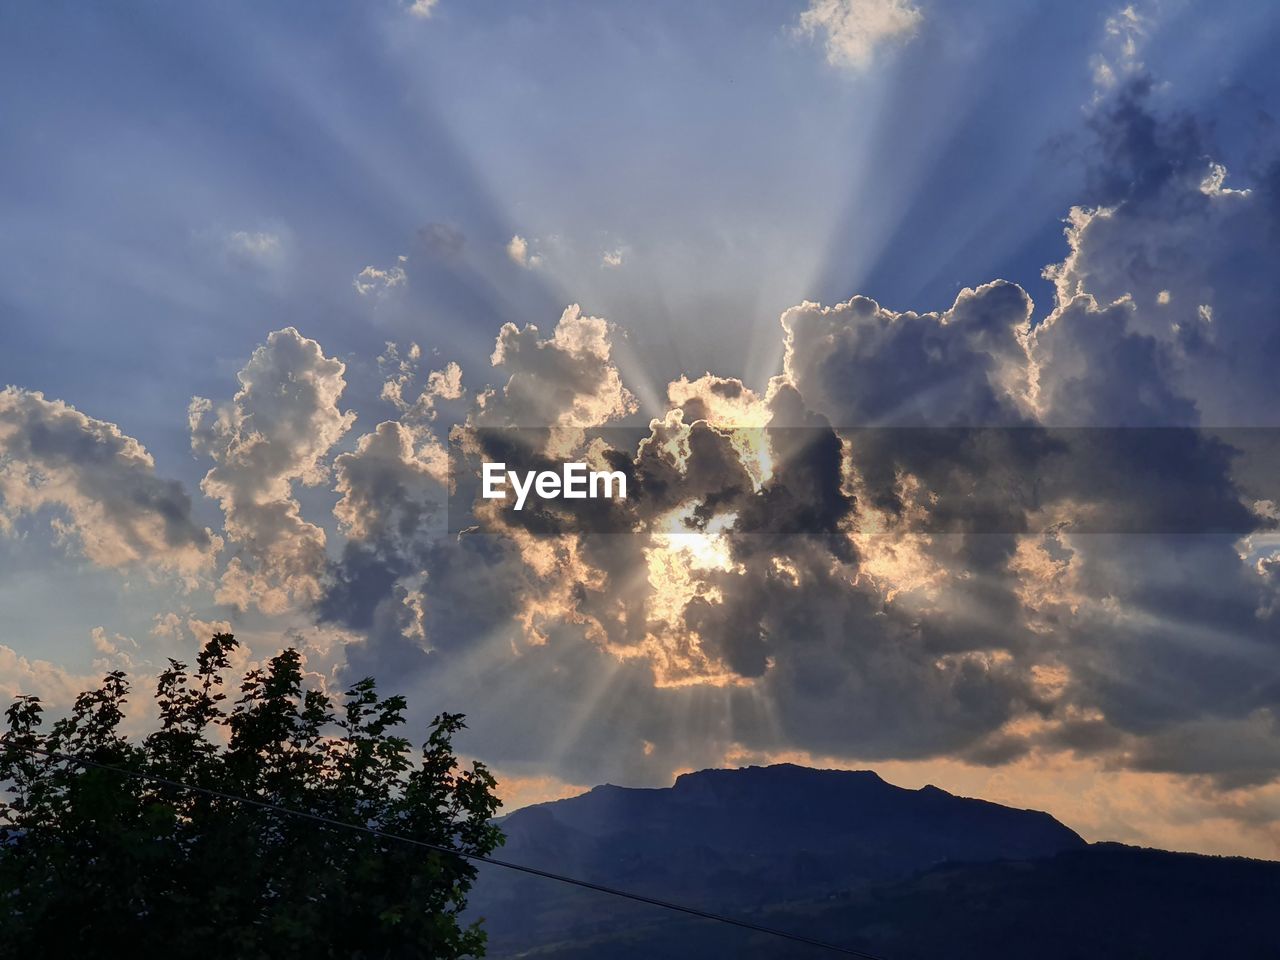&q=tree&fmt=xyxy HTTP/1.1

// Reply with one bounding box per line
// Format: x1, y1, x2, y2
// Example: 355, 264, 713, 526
0, 633, 504, 959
